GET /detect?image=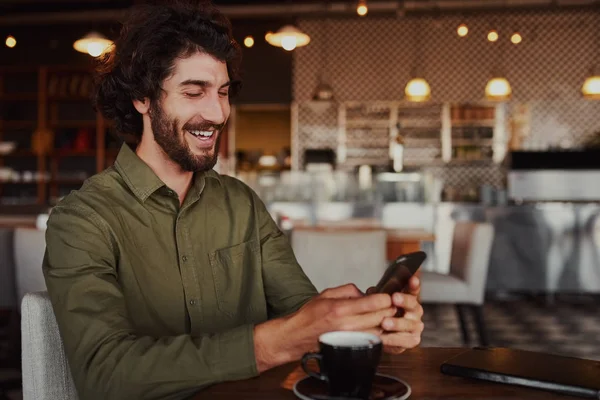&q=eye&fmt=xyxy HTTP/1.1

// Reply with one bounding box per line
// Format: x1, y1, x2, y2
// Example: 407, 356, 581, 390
185, 92, 202, 98
218, 91, 229, 97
